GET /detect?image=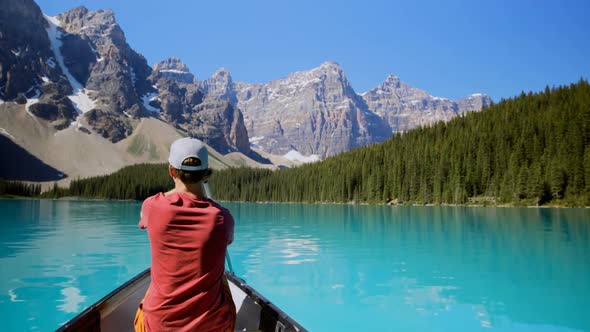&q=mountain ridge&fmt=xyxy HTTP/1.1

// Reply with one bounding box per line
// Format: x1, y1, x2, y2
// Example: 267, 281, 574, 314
1, 1, 492, 183
198, 61, 491, 157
